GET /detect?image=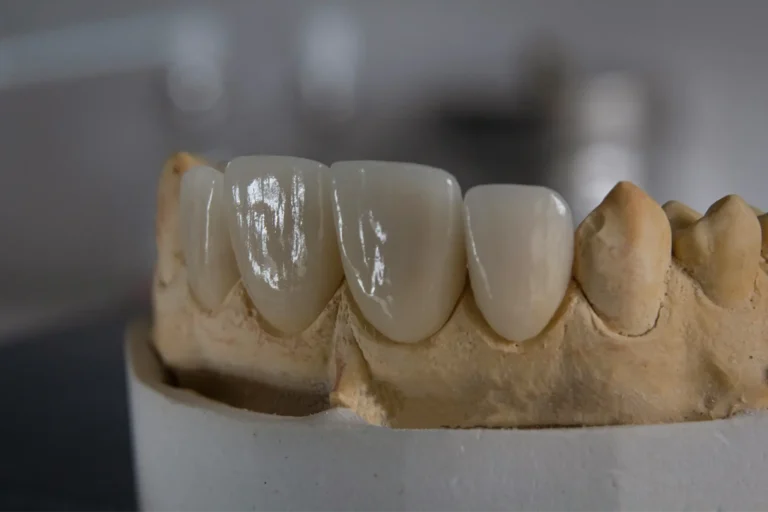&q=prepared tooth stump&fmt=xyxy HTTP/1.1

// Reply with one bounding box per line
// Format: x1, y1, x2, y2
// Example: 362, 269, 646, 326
152, 152, 768, 428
